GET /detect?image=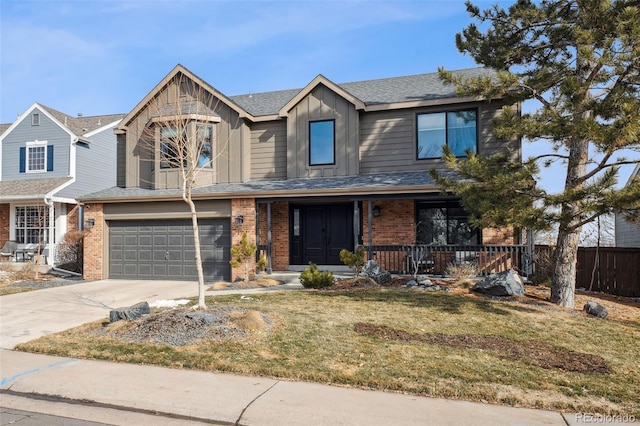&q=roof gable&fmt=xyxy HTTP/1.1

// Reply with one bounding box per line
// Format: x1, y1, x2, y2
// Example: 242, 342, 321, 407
0, 102, 124, 141
118, 64, 252, 129
278, 74, 365, 117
